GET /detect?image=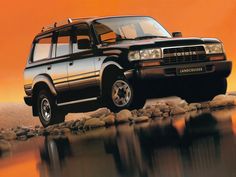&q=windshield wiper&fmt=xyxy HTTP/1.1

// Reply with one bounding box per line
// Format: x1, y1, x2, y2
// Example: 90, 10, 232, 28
134, 35, 168, 40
